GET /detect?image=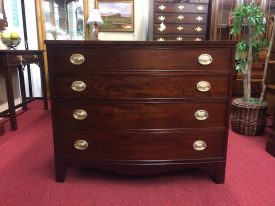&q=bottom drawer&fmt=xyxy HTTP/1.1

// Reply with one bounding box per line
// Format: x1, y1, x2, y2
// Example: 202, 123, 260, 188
55, 128, 226, 161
